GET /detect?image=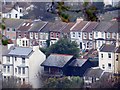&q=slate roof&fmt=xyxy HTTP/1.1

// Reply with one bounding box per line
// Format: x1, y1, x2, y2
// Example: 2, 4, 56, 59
49, 21, 67, 32
4, 19, 25, 29
2, 4, 14, 13
69, 58, 88, 67
41, 54, 73, 68
40, 22, 53, 33
61, 22, 75, 33
71, 21, 88, 32
84, 67, 104, 78
94, 21, 113, 32
99, 44, 116, 52
107, 21, 120, 33
4, 47, 33, 57
82, 22, 98, 32
29, 21, 47, 32
17, 21, 33, 31
15, 2, 31, 8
